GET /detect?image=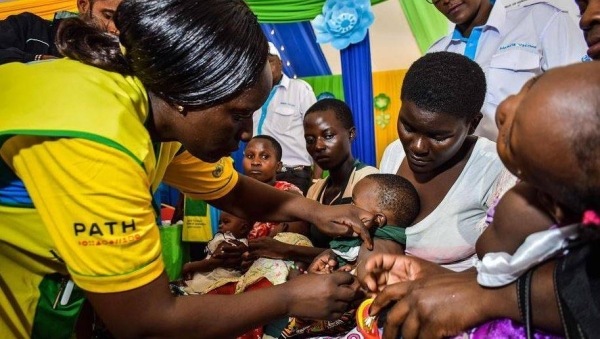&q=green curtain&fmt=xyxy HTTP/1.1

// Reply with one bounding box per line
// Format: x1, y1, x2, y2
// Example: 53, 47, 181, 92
398, 0, 448, 54
246, 0, 388, 23
301, 74, 345, 101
